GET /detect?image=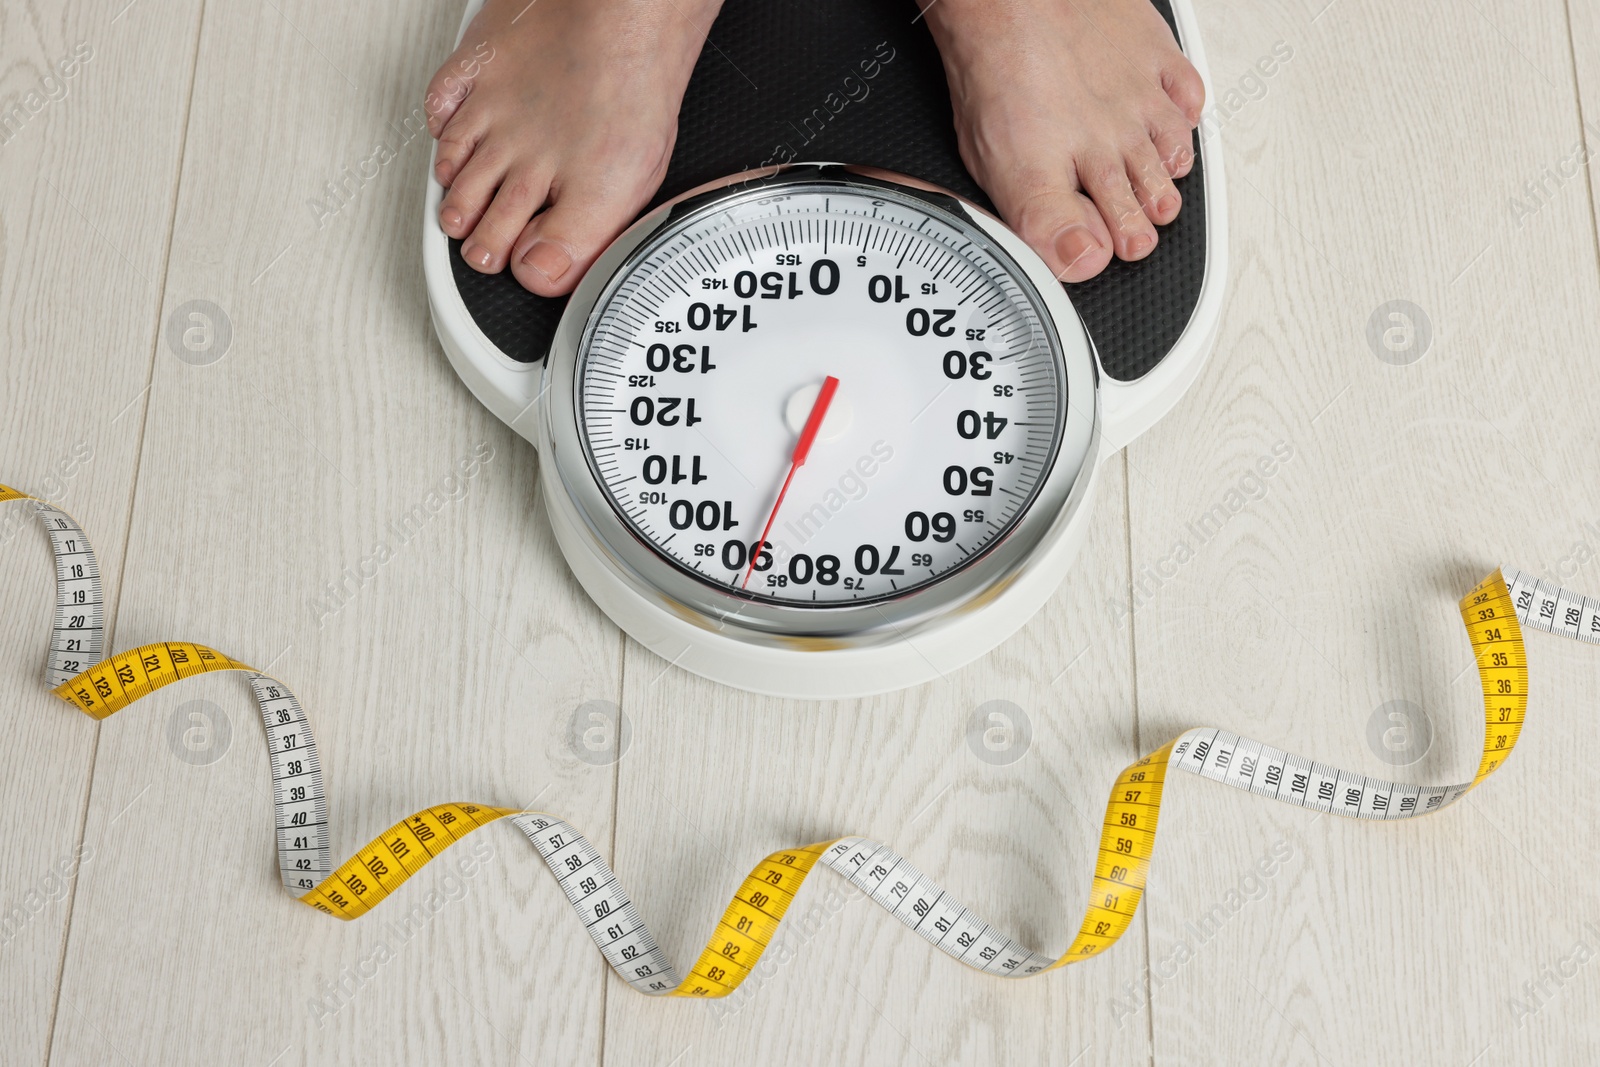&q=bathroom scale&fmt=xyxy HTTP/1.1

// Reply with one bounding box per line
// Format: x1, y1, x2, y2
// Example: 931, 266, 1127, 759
423, 0, 1227, 698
